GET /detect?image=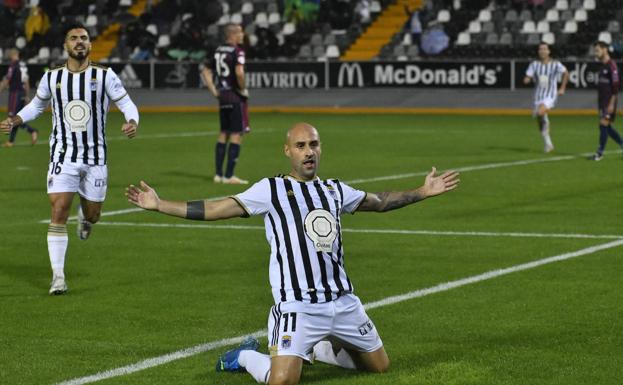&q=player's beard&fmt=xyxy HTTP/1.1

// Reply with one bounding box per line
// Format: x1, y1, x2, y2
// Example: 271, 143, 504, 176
68, 46, 90, 61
